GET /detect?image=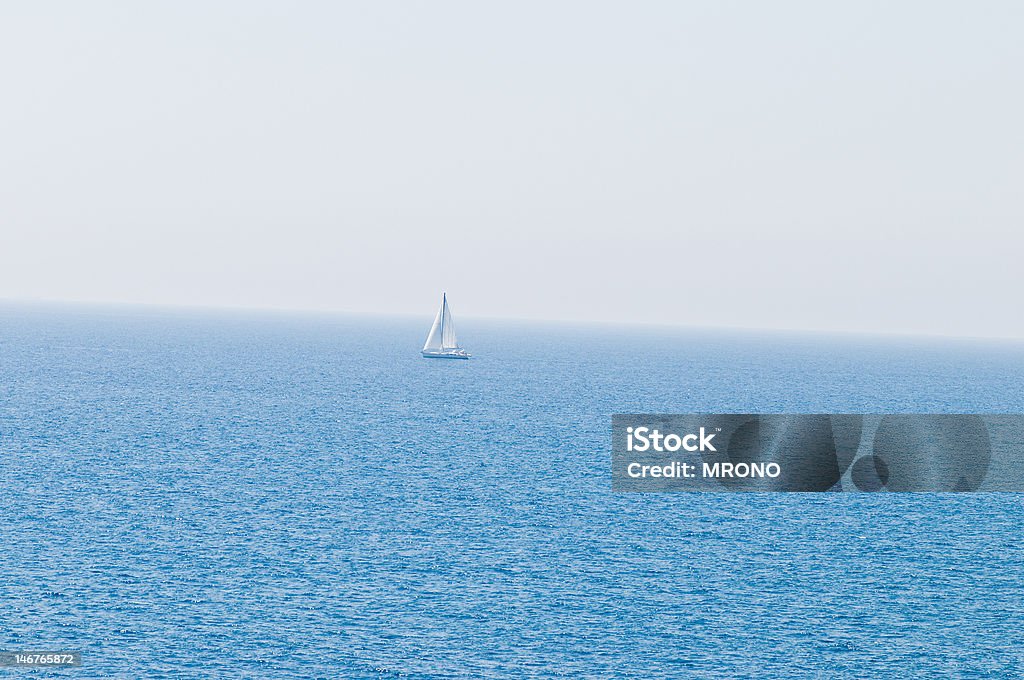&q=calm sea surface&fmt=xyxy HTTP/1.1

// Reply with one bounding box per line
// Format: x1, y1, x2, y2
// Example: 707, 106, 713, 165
1, 304, 1023, 678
